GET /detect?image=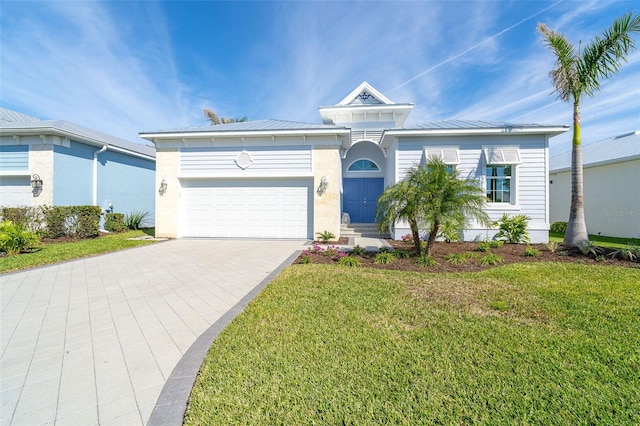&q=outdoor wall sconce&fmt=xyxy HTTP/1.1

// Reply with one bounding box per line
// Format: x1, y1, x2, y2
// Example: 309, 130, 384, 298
30, 174, 43, 189
159, 176, 168, 195
317, 175, 328, 196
